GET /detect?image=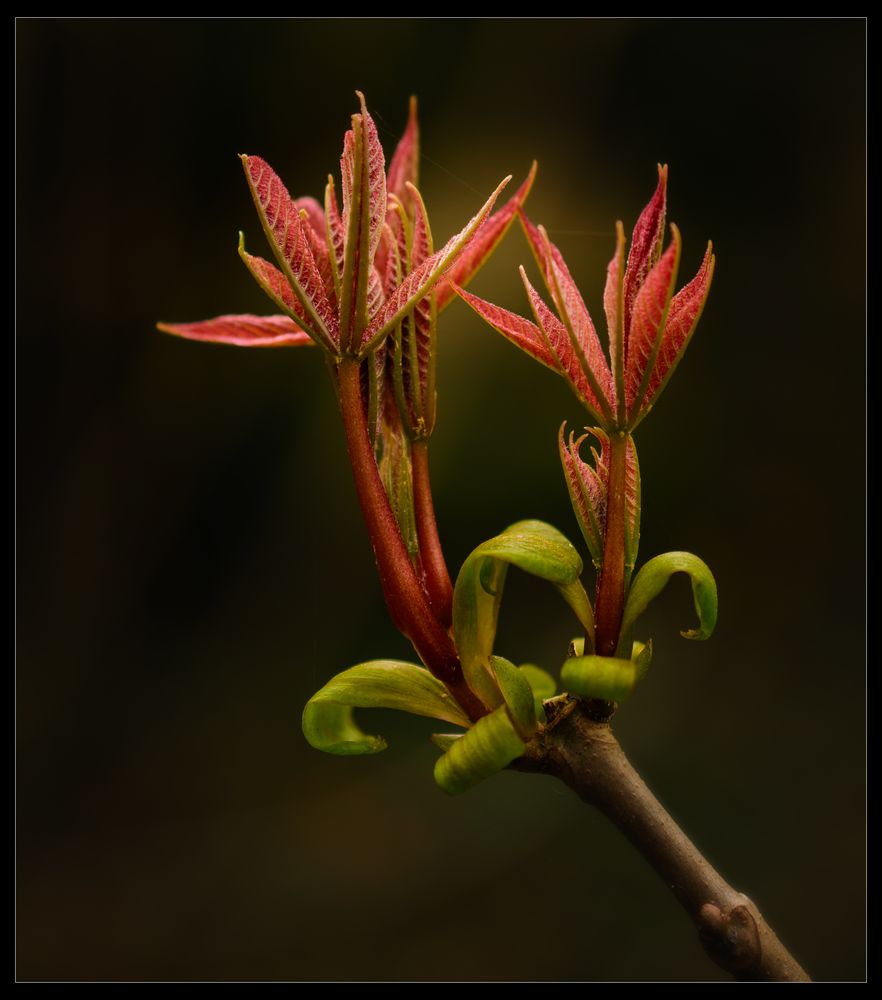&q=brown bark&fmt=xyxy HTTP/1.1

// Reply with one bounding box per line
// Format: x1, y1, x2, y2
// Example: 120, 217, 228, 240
515, 697, 811, 982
